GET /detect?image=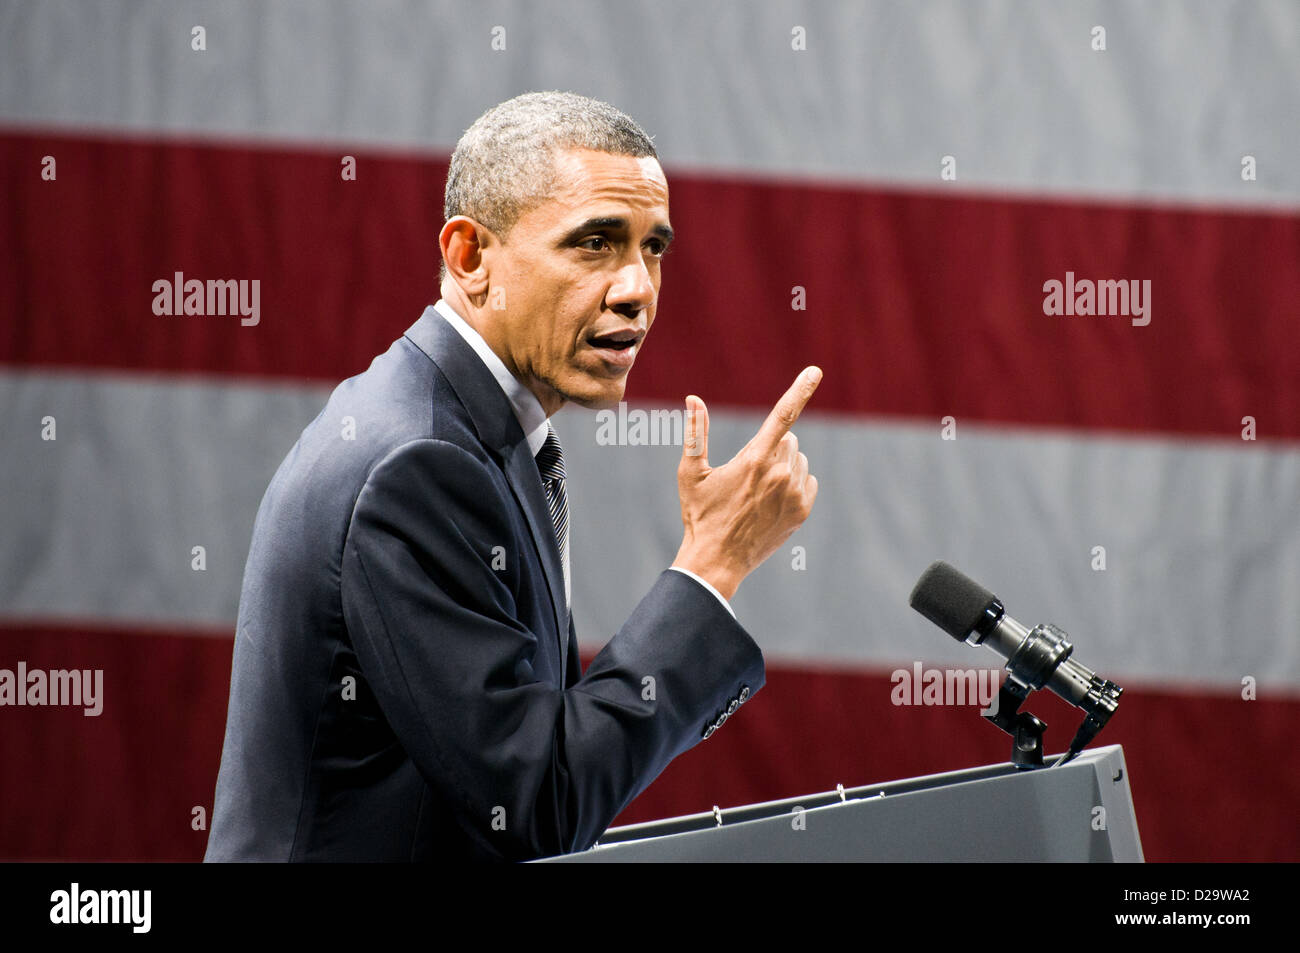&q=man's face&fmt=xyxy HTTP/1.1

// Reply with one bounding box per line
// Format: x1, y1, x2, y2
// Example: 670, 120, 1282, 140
477, 148, 672, 413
